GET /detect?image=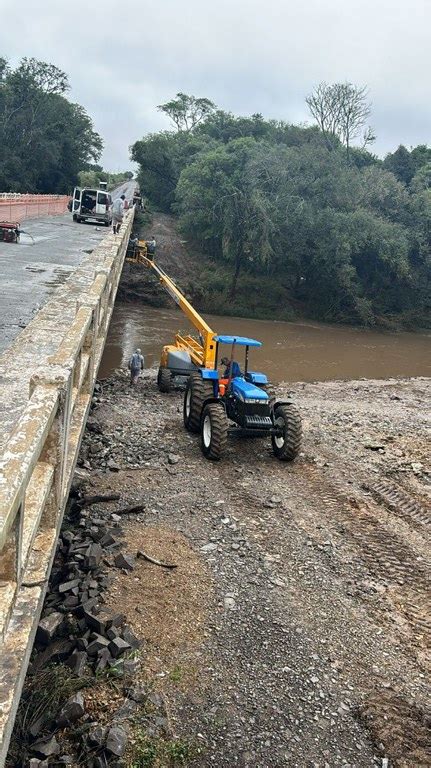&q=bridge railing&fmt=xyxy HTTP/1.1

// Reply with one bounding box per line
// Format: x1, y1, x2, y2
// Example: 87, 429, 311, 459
0, 208, 134, 764
0, 194, 69, 223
